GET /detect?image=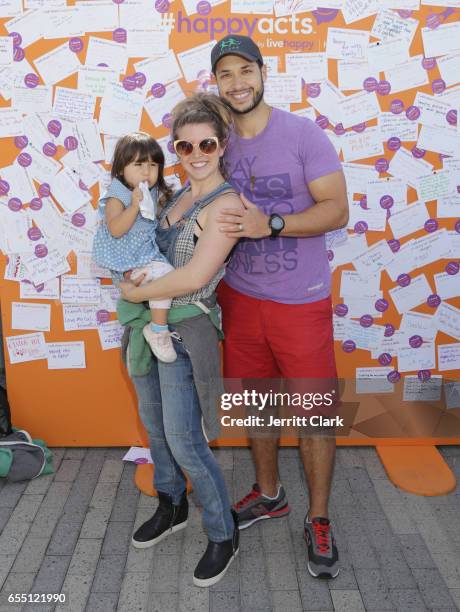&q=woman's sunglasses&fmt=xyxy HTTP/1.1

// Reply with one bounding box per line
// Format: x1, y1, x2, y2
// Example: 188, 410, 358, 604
173, 137, 219, 157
